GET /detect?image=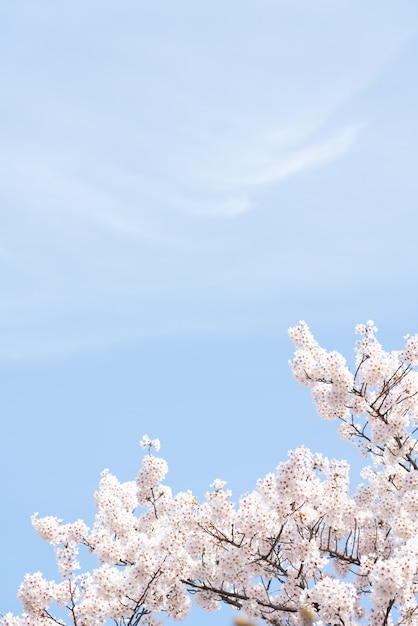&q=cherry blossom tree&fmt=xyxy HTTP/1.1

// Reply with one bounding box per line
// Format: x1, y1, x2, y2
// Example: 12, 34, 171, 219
3, 320, 418, 626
